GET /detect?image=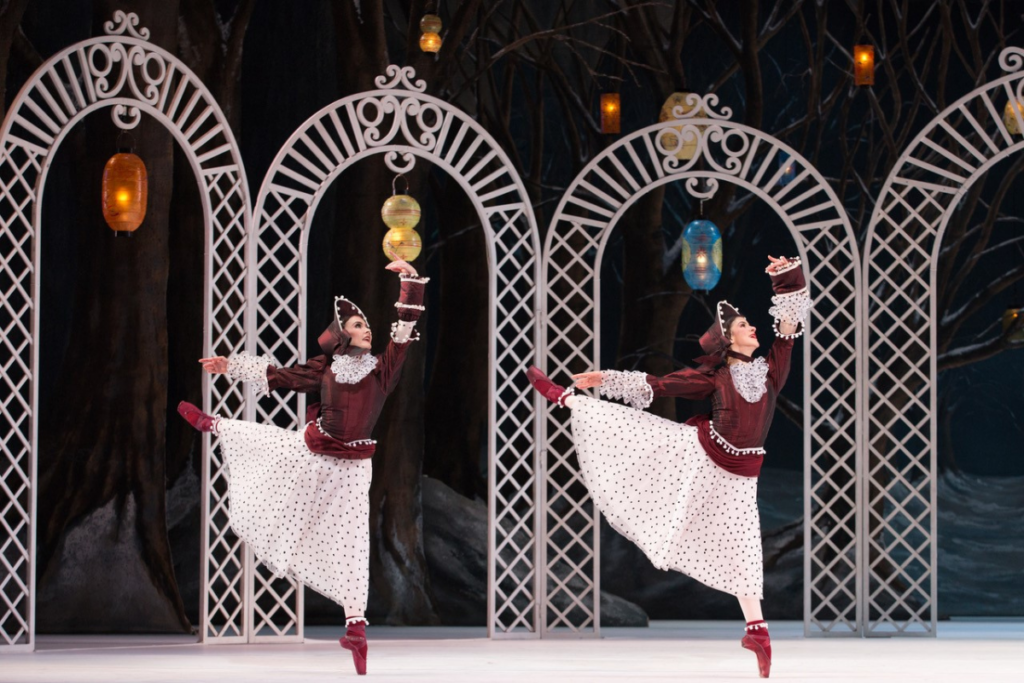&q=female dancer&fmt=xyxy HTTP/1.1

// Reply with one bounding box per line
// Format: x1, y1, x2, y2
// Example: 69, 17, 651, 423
527, 255, 811, 678
177, 258, 428, 676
